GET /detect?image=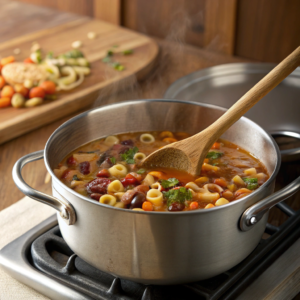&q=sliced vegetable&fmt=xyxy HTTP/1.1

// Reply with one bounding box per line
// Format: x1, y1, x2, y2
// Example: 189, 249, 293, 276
58, 66, 77, 85
123, 49, 134, 55
73, 66, 91, 75
11, 93, 25, 108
